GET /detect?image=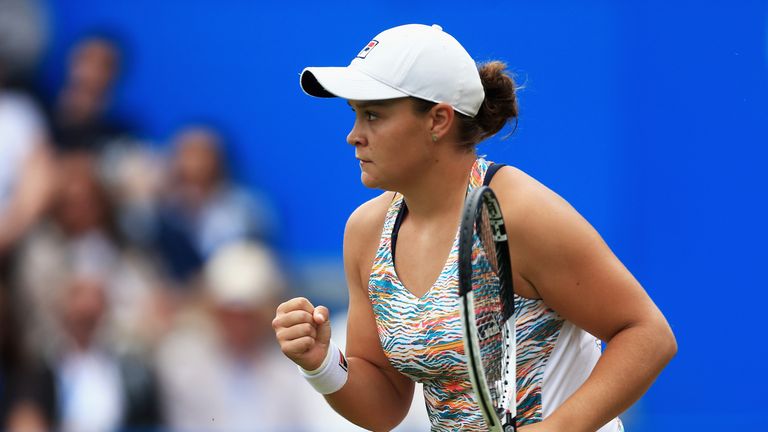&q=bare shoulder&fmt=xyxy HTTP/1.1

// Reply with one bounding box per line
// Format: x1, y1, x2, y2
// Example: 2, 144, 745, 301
488, 165, 669, 344
343, 191, 397, 282
488, 165, 603, 295
487, 165, 576, 231
488, 165, 555, 202
344, 191, 396, 248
